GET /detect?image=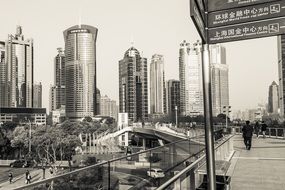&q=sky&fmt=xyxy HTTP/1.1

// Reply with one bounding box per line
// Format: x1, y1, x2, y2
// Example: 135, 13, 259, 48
0, 0, 279, 112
